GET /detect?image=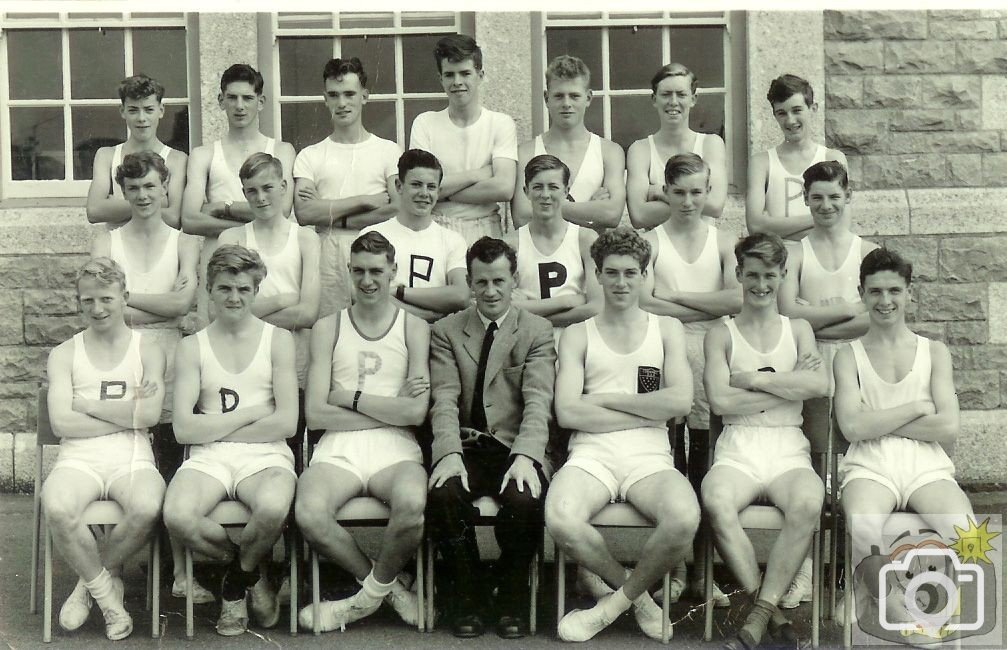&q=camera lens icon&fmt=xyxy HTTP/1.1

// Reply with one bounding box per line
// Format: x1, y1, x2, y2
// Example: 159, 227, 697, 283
878, 547, 985, 633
